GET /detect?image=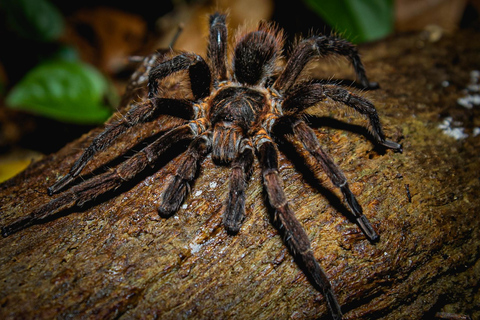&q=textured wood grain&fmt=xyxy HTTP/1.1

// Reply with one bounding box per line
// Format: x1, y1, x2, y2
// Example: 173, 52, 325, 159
1, 29, 480, 319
